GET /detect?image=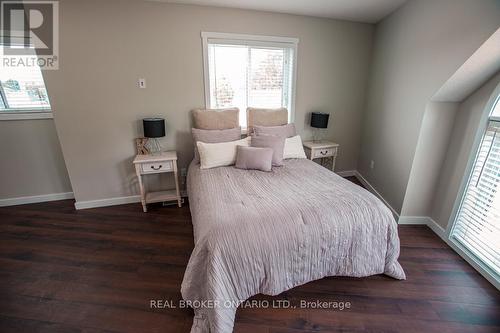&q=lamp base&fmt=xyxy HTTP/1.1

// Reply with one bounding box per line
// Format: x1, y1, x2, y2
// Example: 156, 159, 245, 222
146, 138, 163, 155
312, 128, 326, 143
